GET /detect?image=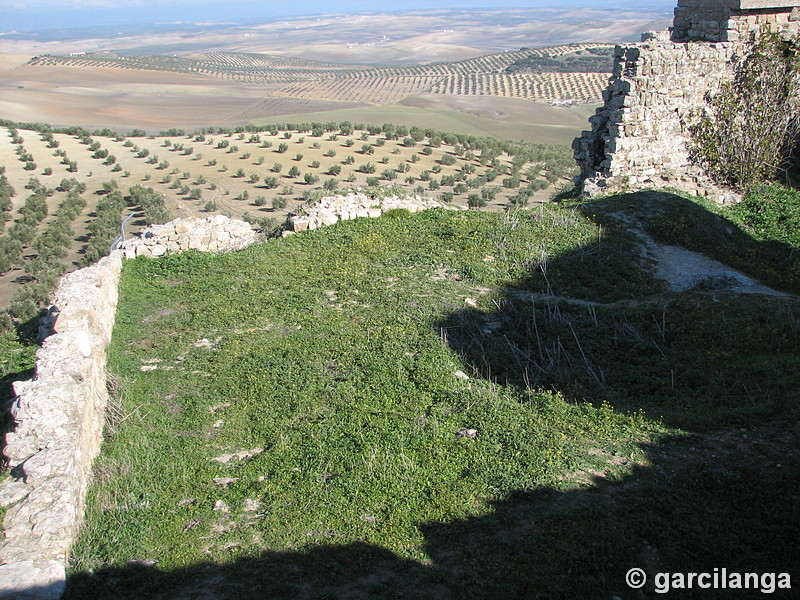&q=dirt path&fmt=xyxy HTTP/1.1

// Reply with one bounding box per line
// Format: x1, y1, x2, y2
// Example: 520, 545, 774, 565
635, 228, 790, 296
605, 209, 792, 297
